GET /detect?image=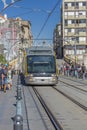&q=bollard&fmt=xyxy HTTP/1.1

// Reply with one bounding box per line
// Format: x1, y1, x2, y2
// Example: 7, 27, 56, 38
17, 87, 22, 100
14, 115, 23, 130
17, 75, 21, 85
18, 78, 21, 85
16, 100, 22, 116
18, 84, 22, 88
